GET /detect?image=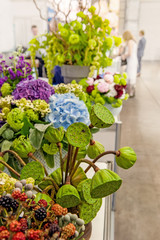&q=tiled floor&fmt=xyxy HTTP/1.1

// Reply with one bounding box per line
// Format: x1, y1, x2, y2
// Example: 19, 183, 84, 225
115, 62, 160, 240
